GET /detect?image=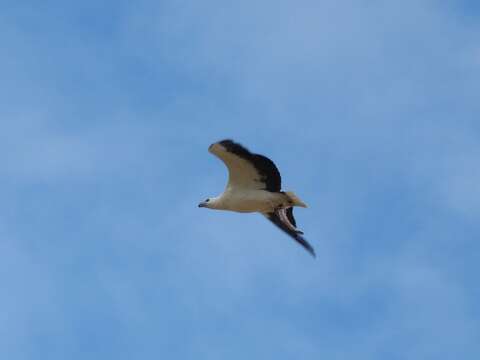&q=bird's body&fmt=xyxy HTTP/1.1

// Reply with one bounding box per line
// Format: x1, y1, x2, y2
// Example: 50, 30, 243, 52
199, 139, 315, 257
207, 188, 289, 213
